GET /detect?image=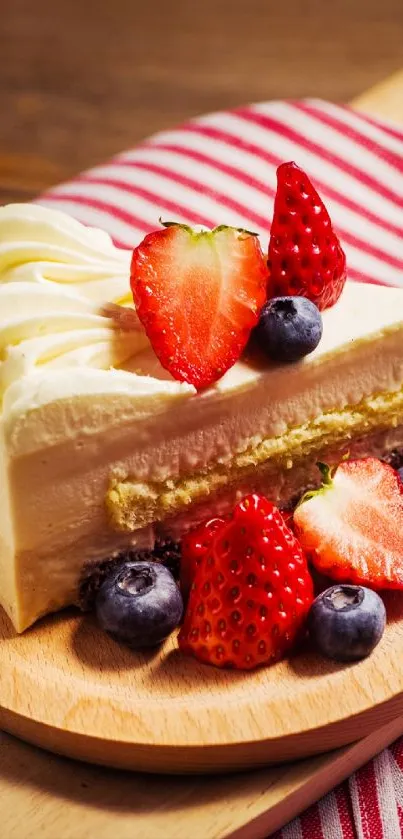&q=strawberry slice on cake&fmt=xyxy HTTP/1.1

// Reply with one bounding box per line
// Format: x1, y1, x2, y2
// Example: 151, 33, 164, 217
131, 223, 268, 389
